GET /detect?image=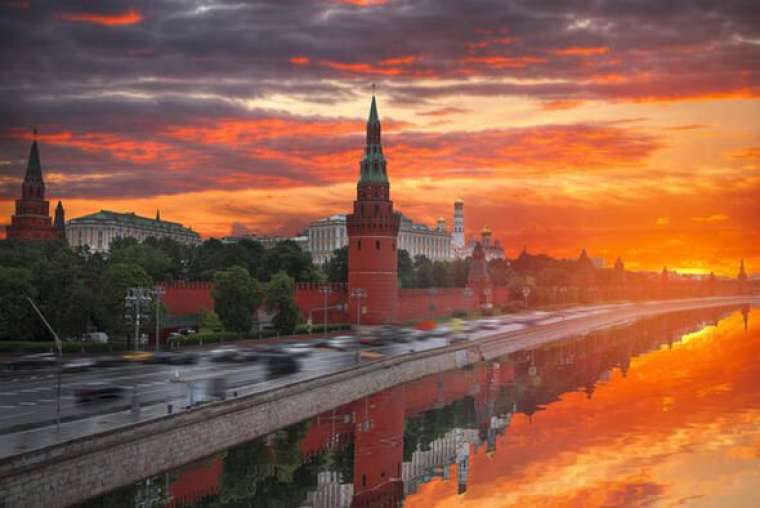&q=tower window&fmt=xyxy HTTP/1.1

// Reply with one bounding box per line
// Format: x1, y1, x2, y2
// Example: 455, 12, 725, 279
376, 240, 380, 250
357, 240, 362, 250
